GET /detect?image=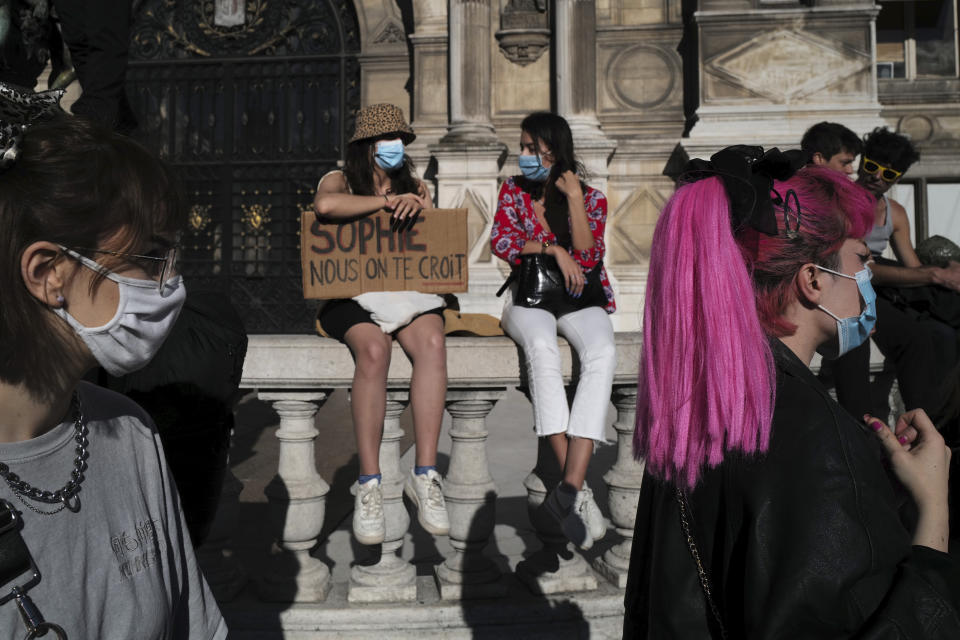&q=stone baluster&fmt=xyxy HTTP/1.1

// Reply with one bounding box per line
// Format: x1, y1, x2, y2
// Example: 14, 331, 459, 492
435, 388, 508, 599
349, 390, 416, 602
196, 466, 247, 601
593, 385, 644, 587
516, 437, 598, 594
258, 392, 332, 602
